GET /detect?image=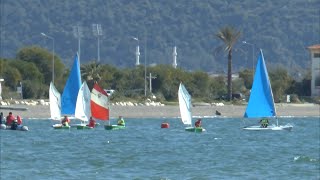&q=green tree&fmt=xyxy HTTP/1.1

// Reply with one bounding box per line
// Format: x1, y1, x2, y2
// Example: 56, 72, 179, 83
269, 67, 293, 102
239, 69, 253, 90
81, 61, 102, 89
216, 26, 241, 101
16, 46, 65, 85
